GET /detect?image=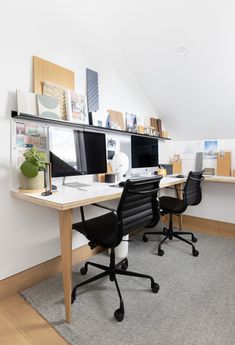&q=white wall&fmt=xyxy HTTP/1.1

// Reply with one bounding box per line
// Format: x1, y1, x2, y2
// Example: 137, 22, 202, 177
0, 0, 157, 279
167, 138, 235, 222
168, 139, 235, 173
112, 0, 235, 140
